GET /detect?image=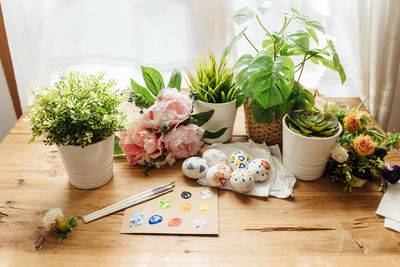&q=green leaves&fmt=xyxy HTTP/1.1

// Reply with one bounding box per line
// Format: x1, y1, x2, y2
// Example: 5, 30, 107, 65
167, 69, 182, 90
221, 27, 247, 61
188, 110, 215, 127
233, 7, 254, 25
114, 135, 123, 155
327, 39, 346, 84
27, 71, 127, 147
203, 128, 228, 140
187, 51, 239, 104
141, 66, 165, 96
283, 7, 325, 33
